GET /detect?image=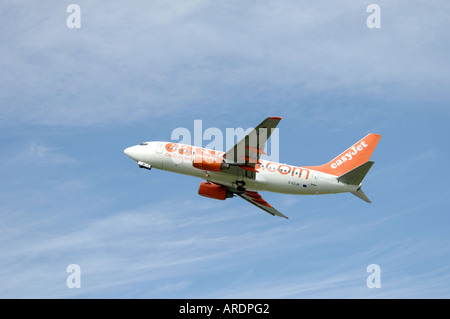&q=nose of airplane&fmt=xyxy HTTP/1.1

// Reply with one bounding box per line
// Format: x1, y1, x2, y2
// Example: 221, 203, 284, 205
124, 146, 136, 159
